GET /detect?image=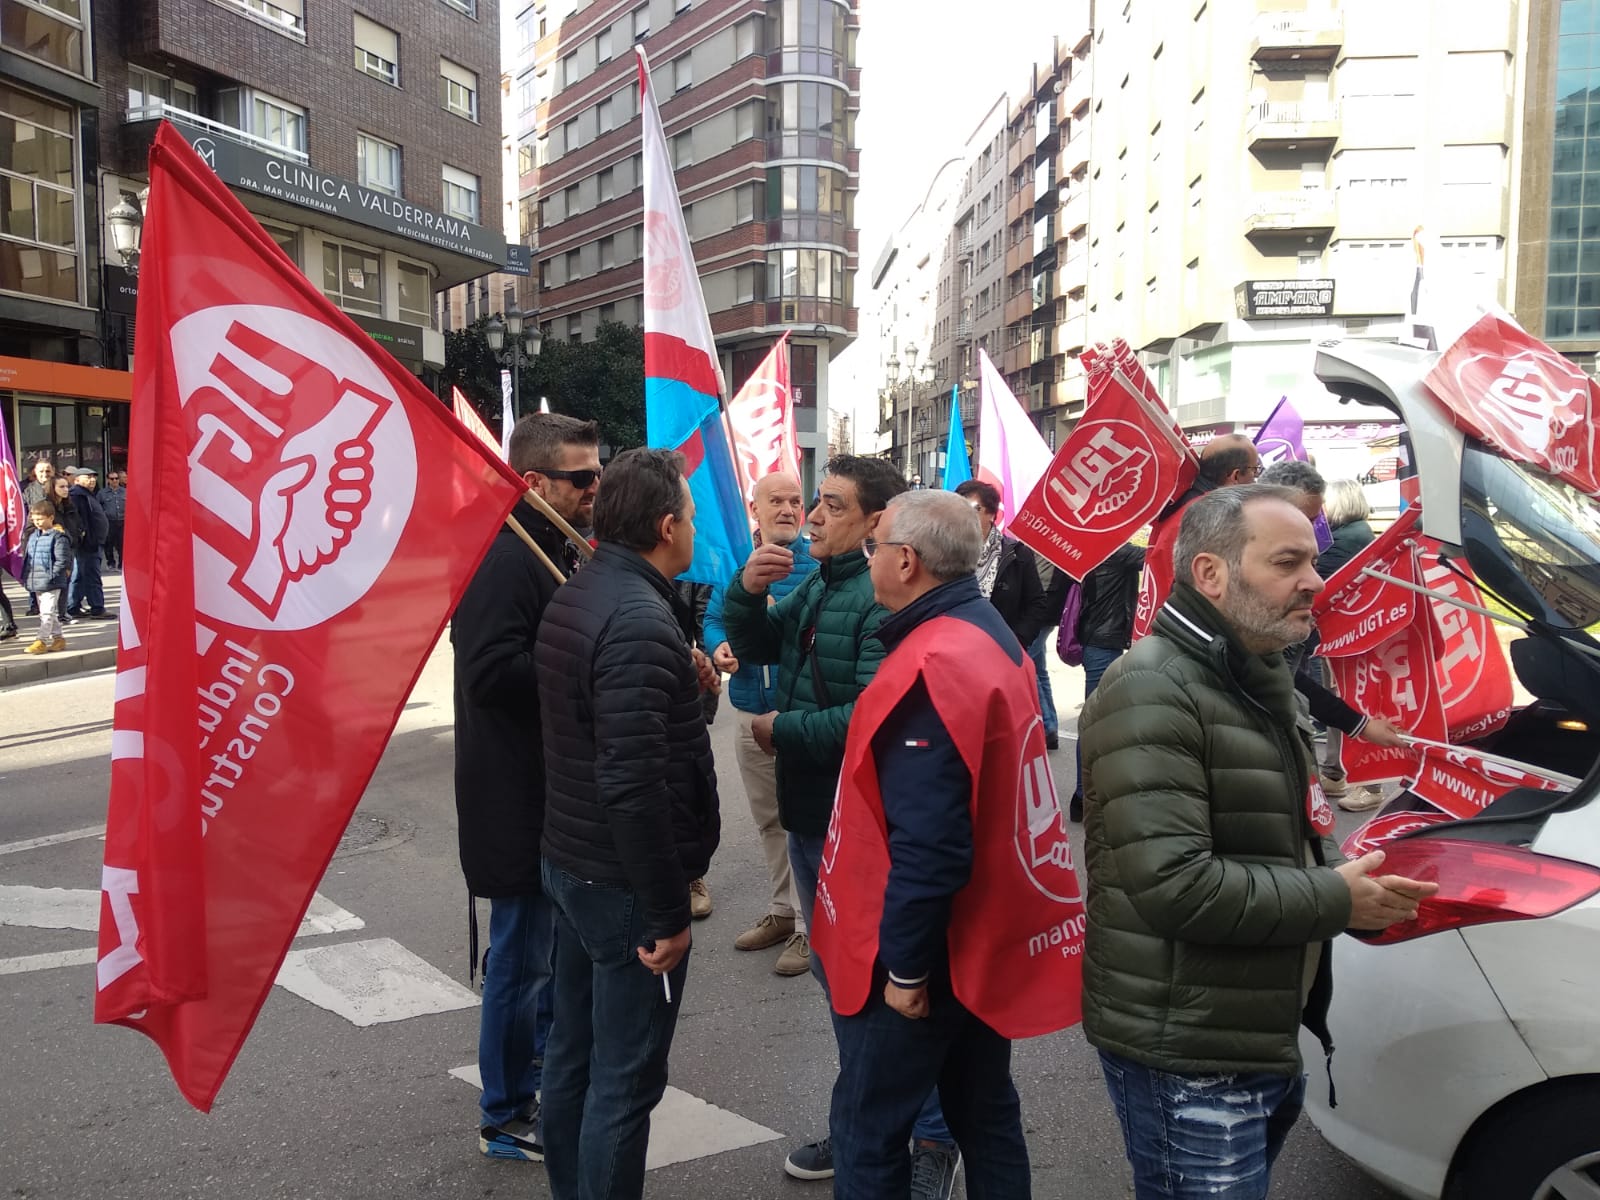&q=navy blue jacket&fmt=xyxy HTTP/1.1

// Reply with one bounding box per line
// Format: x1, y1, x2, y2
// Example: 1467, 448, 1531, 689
871, 575, 1024, 986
